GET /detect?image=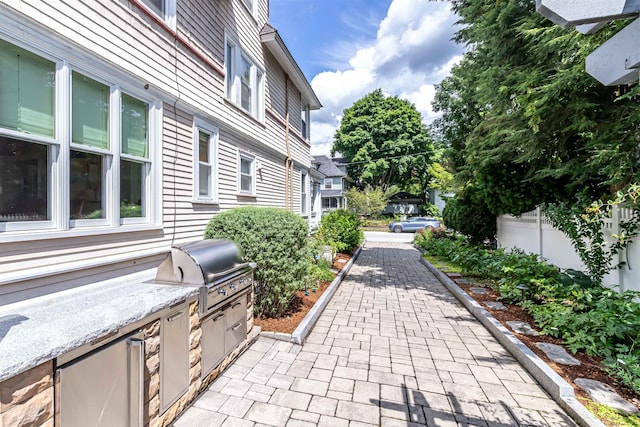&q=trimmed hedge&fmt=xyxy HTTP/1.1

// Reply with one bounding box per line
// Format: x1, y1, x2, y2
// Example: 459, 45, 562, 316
204, 207, 311, 318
